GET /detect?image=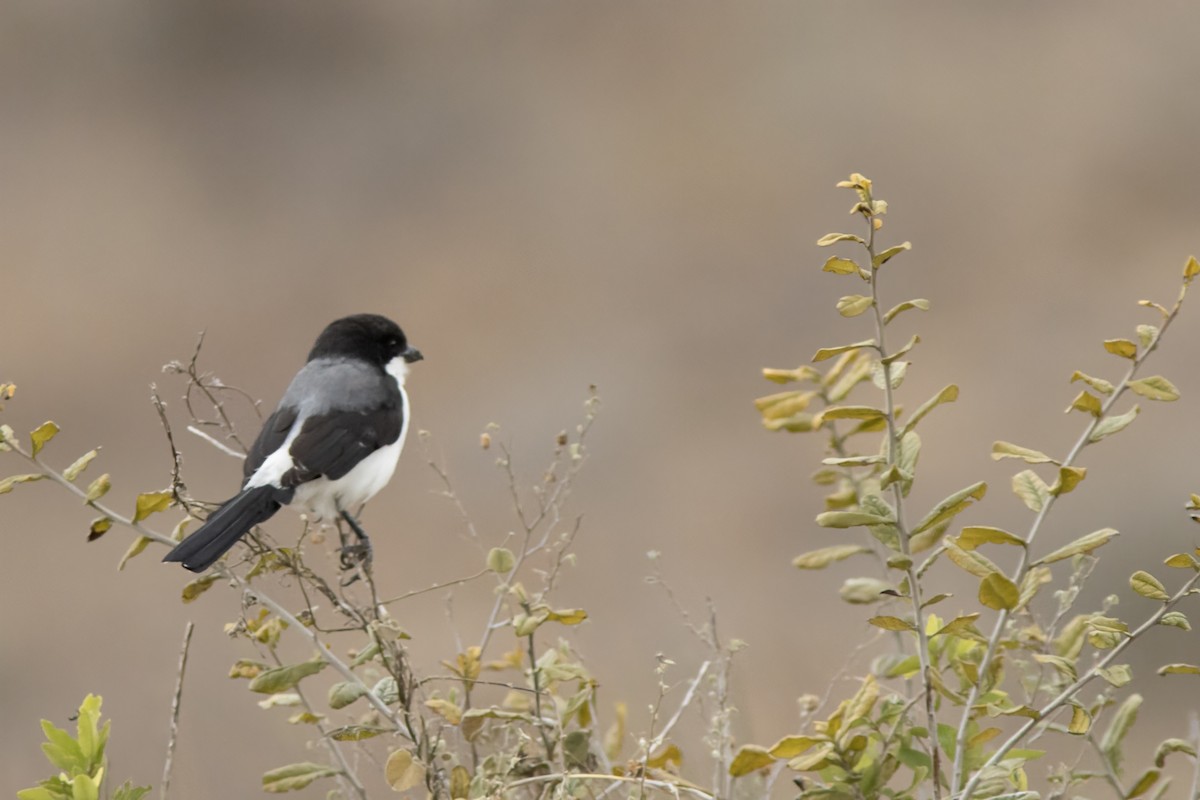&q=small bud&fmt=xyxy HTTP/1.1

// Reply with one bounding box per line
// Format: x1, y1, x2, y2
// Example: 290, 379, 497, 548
480, 432, 491, 450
